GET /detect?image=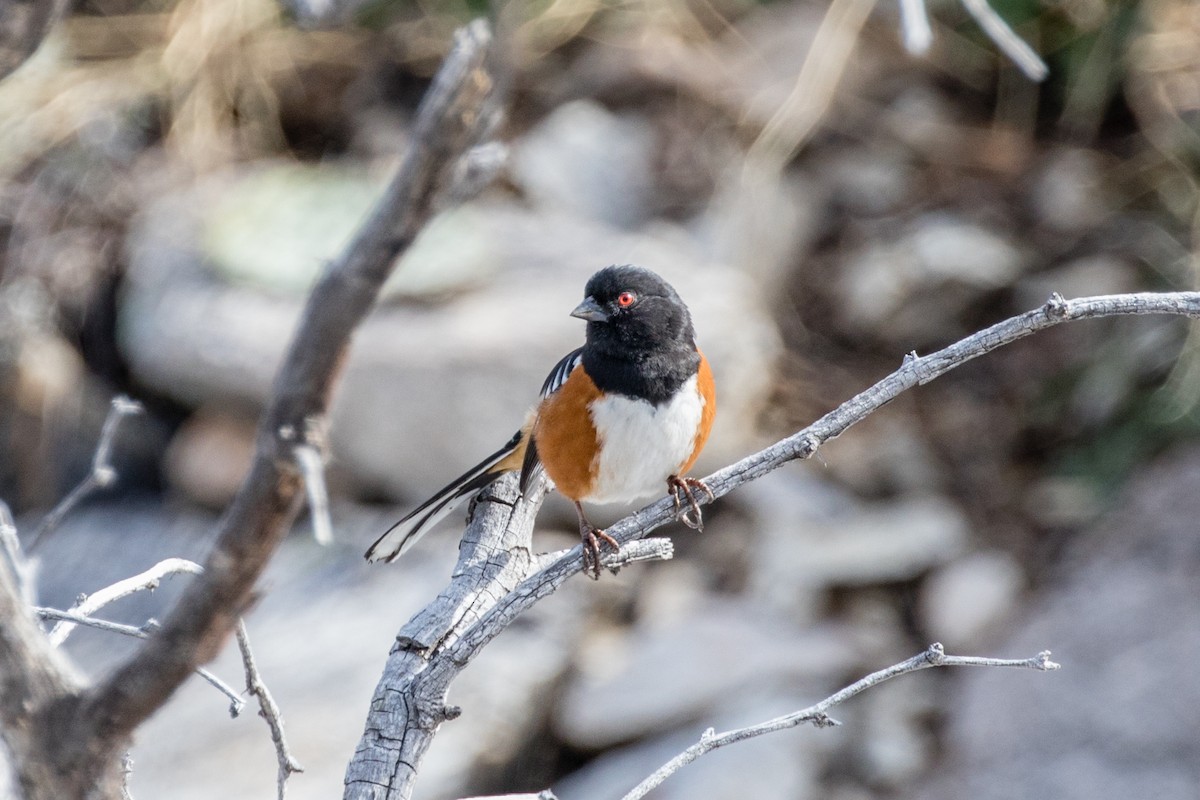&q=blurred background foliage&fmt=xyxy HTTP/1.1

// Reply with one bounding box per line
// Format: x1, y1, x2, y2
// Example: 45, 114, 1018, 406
2, 0, 1200, 798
